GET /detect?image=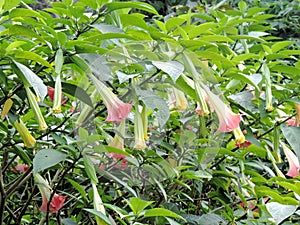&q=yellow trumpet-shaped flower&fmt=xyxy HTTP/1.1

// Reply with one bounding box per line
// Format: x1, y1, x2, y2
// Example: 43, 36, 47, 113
25, 86, 48, 131
233, 126, 245, 145
14, 119, 36, 147
1, 97, 13, 119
